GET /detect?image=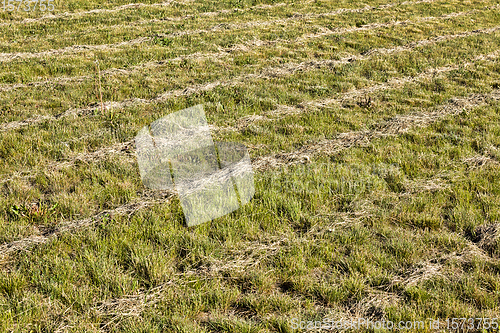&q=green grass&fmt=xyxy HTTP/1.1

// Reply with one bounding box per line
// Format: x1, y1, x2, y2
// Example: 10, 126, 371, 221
1, 0, 500, 332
